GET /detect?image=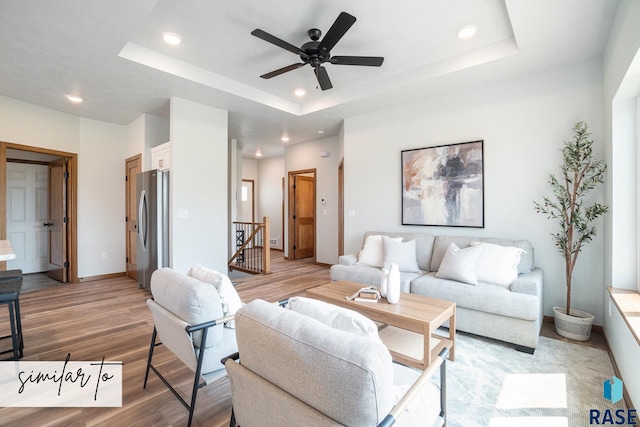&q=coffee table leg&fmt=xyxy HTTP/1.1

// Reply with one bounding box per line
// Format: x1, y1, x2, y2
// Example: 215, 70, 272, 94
449, 307, 456, 361
424, 324, 430, 368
